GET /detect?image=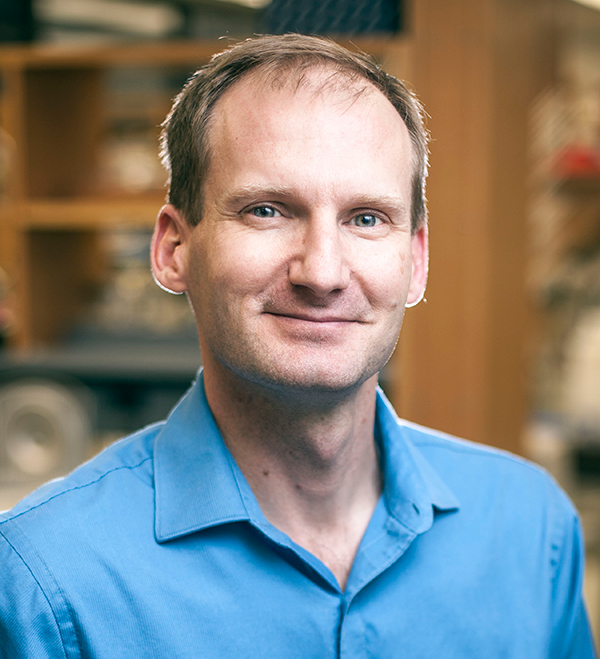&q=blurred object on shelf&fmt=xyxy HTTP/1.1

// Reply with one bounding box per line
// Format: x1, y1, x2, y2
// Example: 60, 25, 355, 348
529, 84, 600, 415
531, 246, 600, 414
528, 62, 600, 417
80, 226, 195, 337
94, 65, 186, 195
0, 267, 15, 349
97, 118, 166, 193
574, 442, 600, 484
562, 307, 600, 427
0, 379, 94, 485
524, 414, 573, 489
553, 143, 600, 181
34, 0, 260, 44
530, 84, 600, 189
545, 84, 600, 185
36, 0, 184, 40
0, 339, 200, 439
